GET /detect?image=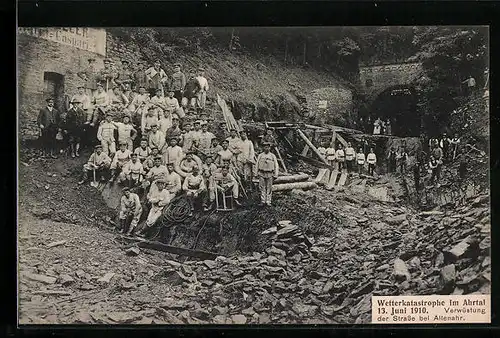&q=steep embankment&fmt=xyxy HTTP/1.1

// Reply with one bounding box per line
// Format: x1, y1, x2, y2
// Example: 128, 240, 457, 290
106, 30, 354, 124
